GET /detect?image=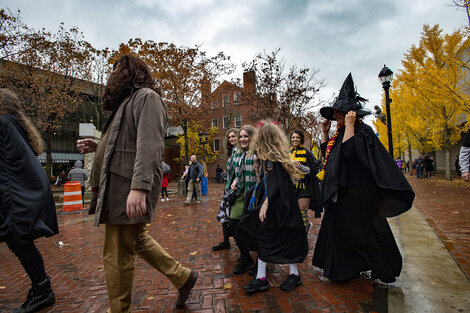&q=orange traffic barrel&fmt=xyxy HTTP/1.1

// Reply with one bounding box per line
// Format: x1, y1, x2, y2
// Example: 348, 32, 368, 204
63, 181, 83, 212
